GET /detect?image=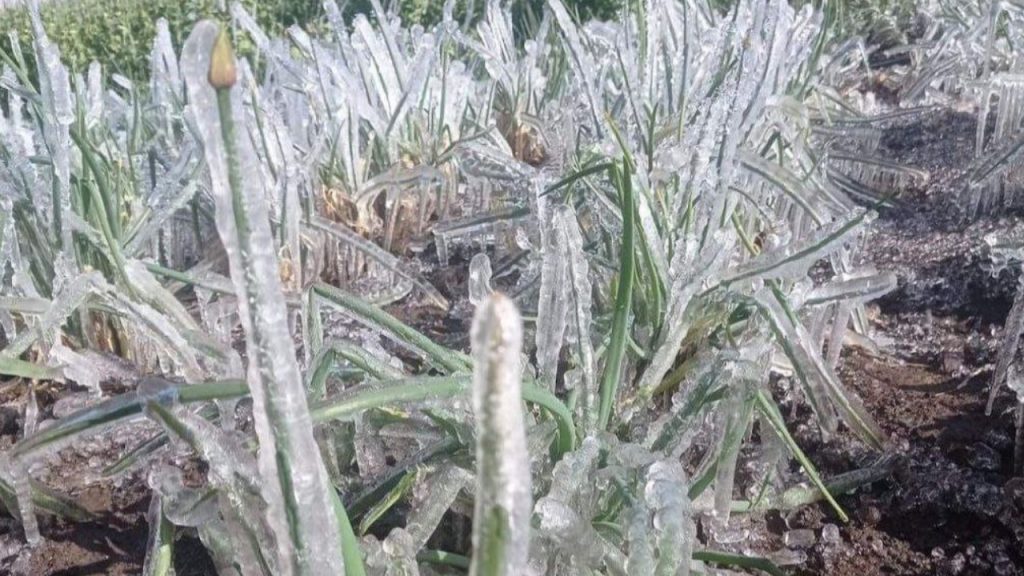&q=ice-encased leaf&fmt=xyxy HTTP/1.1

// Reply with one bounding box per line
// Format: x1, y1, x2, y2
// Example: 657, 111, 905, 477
755, 289, 885, 449
989, 276, 1024, 413
180, 22, 344, 575
553, 205, 597, 434
141, 493, 174, 576
28, 0, 74, 253
644, 460, 695, 576
636, 232, 731, 401
469, 294, 531, 575
309, 216, 448, 309
803, 272, 897, 307
533, 438, 627, 574
625, 498, 654, 576
0, 455, 39, 546
722, 209, 875, 286
2, 267, 107, 359
403, 463, 472, 550
144, 402, 280, 574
